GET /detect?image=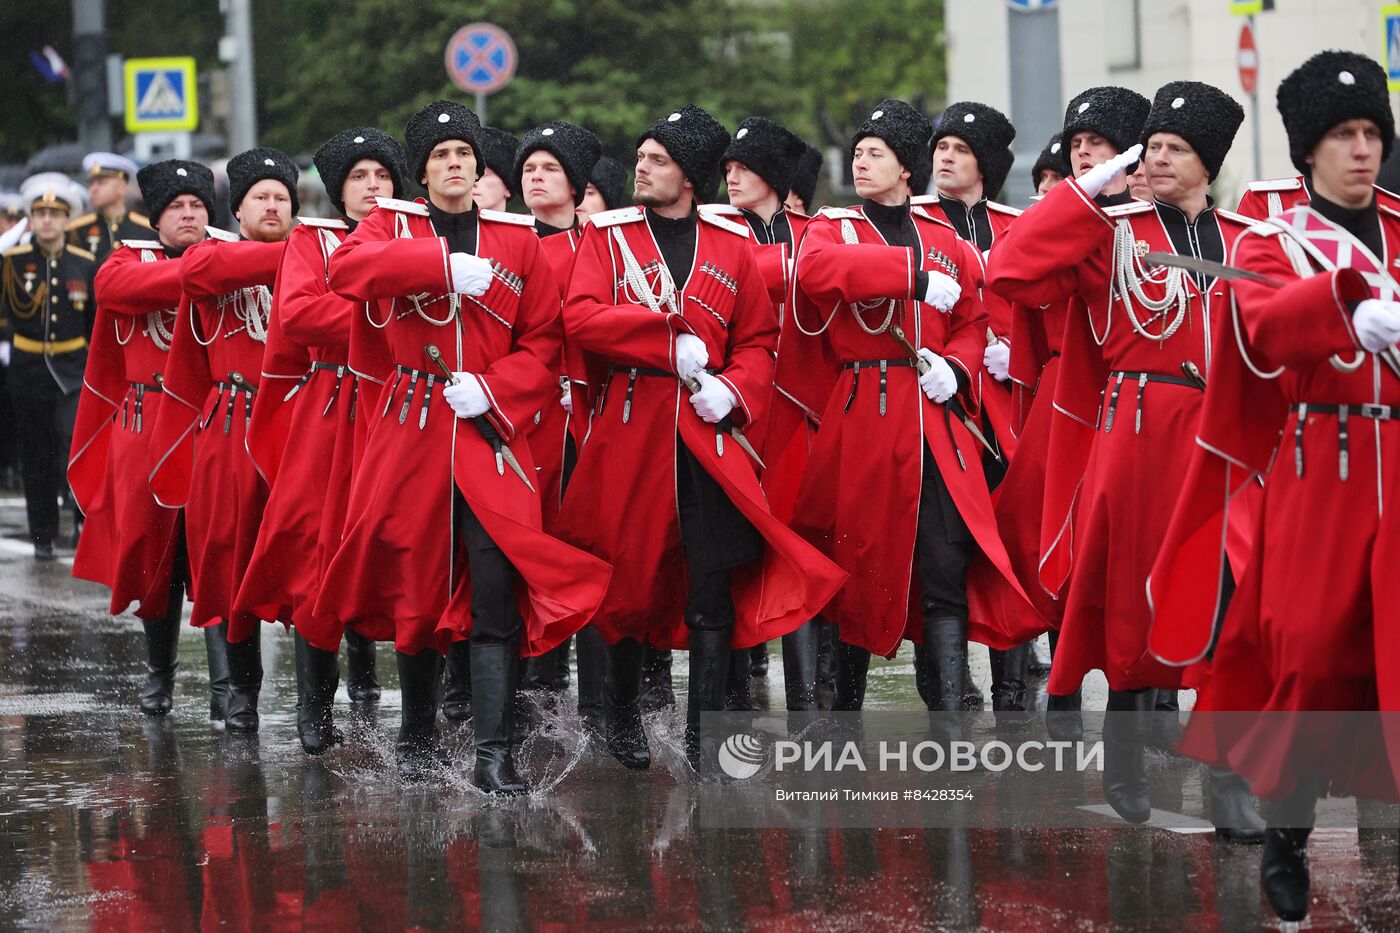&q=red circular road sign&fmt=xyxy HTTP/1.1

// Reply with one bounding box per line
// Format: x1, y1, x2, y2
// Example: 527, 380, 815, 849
445, 23, 517, 95
1238, 22, 1259, 95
